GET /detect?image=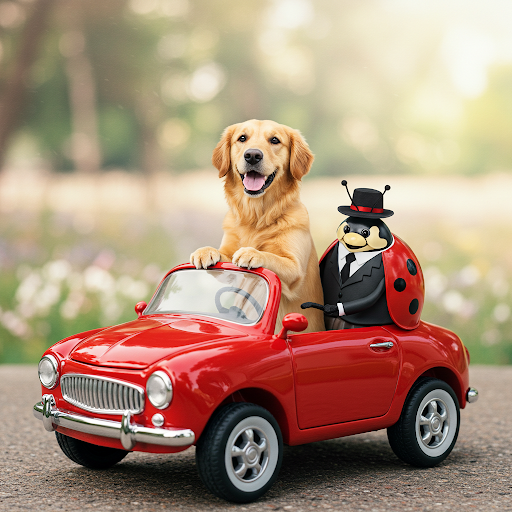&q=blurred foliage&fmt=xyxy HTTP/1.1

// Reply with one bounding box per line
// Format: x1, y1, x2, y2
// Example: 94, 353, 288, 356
0, 208, 176, 363
0, 0, 510, 175
0, 200, 511, 364
0, 0, 511, 364
461, 66, 512, 174
415, 224, 512, 365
